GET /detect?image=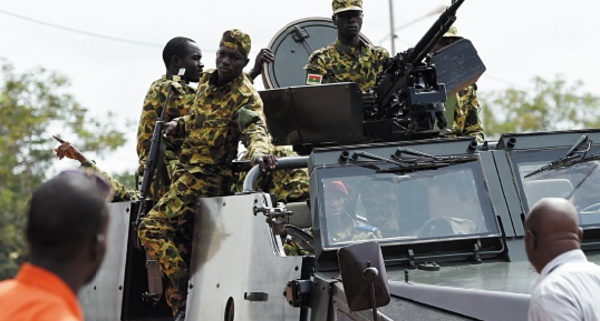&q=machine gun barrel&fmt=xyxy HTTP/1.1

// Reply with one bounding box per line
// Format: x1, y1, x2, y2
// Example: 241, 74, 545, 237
407, 0, 466, 64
